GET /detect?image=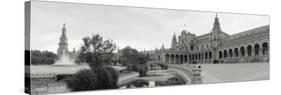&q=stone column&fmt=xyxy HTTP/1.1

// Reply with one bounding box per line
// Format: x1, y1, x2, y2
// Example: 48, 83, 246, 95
259, 46, 263, 56
259, 46, 263, 62
236, 49, 239, 63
